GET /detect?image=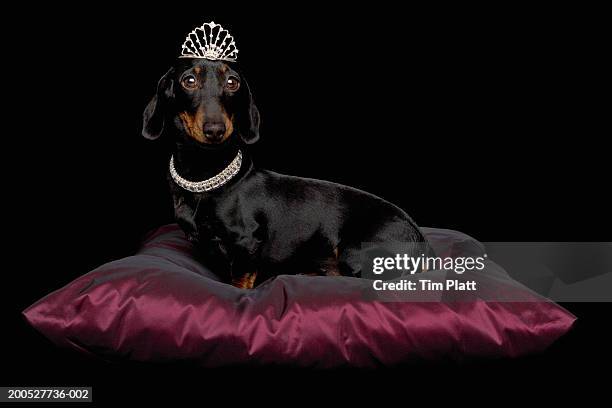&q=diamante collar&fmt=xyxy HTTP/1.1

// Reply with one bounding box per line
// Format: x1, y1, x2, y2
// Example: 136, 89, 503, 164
169, 150, 242, 193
